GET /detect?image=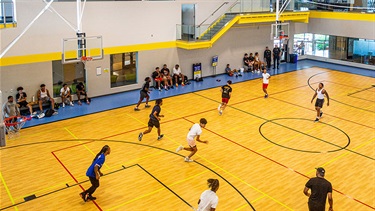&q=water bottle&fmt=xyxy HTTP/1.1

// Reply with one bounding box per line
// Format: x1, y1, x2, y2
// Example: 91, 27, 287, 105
32, 95, 35, 102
